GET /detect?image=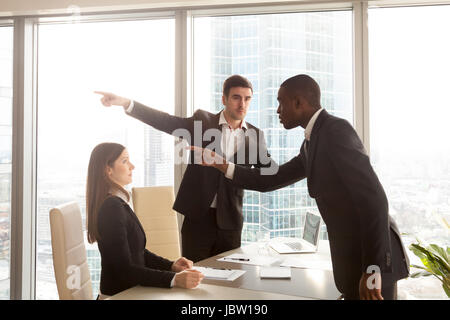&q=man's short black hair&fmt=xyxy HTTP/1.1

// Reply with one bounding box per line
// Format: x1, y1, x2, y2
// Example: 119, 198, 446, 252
223, 75, 253, 97
281, 74, 321, 108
